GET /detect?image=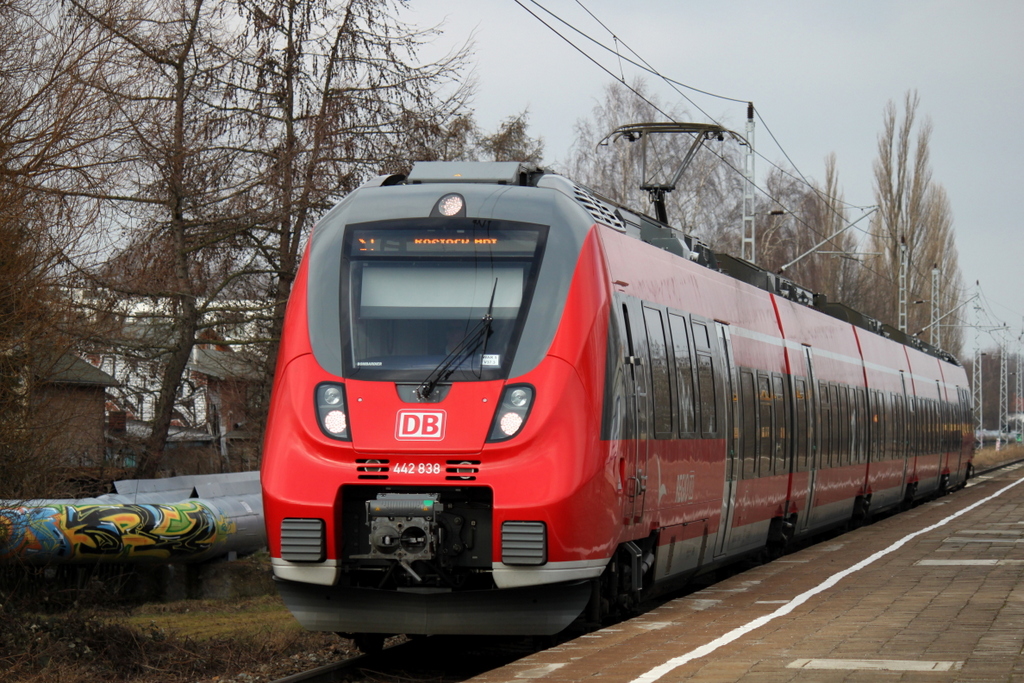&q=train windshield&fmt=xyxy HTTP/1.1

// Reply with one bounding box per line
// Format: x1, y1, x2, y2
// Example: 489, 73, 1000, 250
342, 219, 547, 381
